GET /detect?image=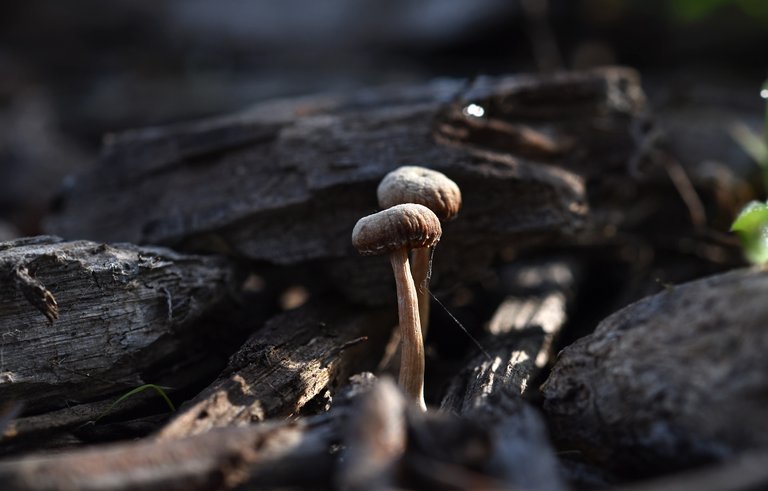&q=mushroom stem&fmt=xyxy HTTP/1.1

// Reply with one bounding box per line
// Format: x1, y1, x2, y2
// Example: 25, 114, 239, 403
411, 247, 431, 341
389, 248, 427, 411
